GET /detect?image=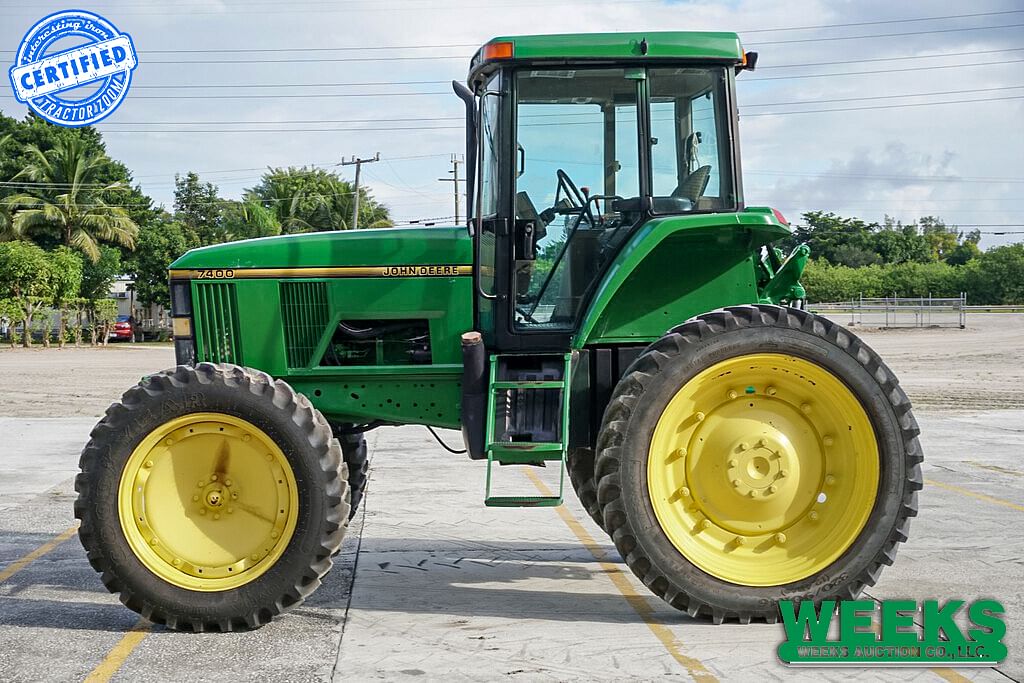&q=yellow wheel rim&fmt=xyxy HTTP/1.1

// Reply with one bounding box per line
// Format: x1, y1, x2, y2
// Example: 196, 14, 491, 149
647, 353, 879, 586
118, 413, 299, 592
